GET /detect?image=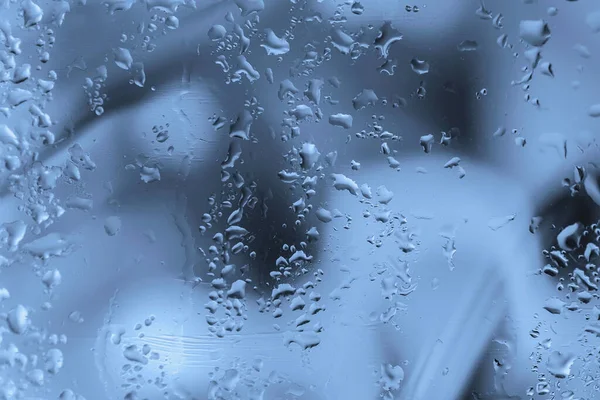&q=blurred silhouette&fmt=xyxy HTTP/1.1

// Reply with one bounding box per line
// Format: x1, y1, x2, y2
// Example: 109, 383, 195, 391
1, 0, 600, 399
